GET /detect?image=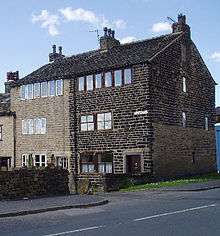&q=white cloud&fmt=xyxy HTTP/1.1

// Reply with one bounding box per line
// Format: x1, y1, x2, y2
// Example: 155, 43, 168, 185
210, 52, 220, 62
120, 36, 137, 44
32, 10, 60, 36
113, 19, 127, 29
59, 7, 126, 30
151, 22, 171, 33
59, 7, 98, 24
